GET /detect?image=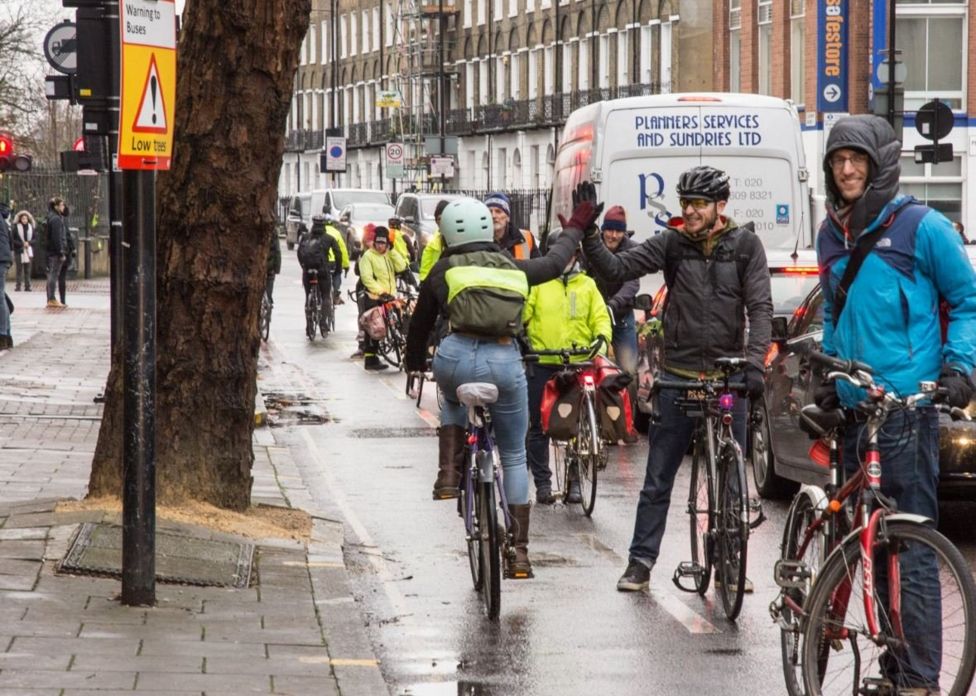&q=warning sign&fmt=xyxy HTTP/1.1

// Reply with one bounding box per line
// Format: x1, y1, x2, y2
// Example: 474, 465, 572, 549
117, 0, 176, 170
